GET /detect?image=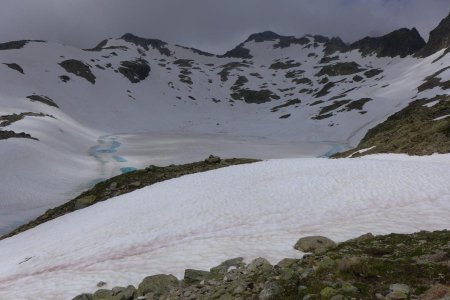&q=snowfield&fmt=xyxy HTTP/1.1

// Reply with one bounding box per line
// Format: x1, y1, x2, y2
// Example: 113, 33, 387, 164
0, 154, 449, 300
0, 33, 449, 233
